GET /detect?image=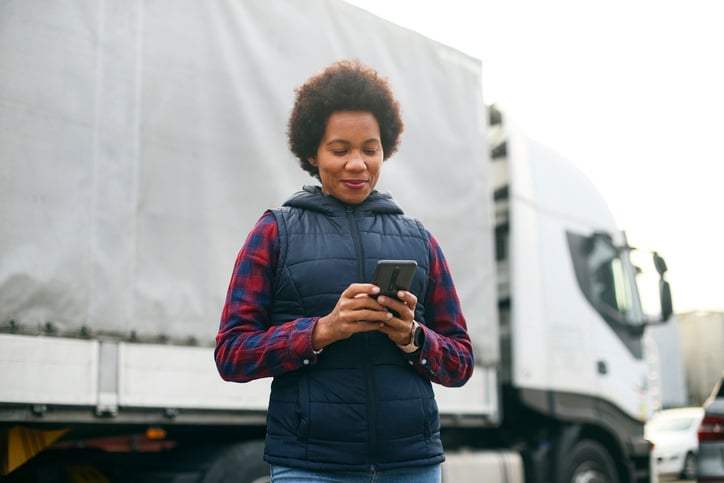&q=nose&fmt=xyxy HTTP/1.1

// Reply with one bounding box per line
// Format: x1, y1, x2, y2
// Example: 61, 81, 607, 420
345, 150, 366, 171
